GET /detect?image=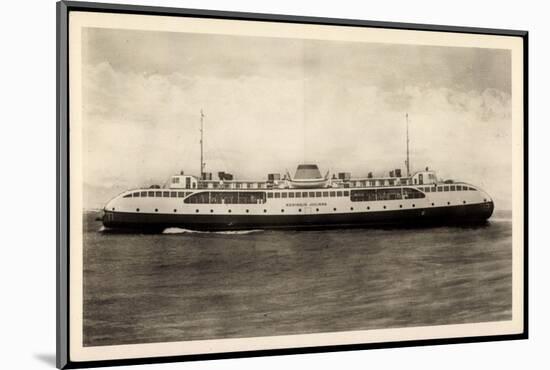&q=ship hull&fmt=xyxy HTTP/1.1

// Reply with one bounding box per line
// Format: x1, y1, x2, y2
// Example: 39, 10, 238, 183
102, 201, 494, 232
